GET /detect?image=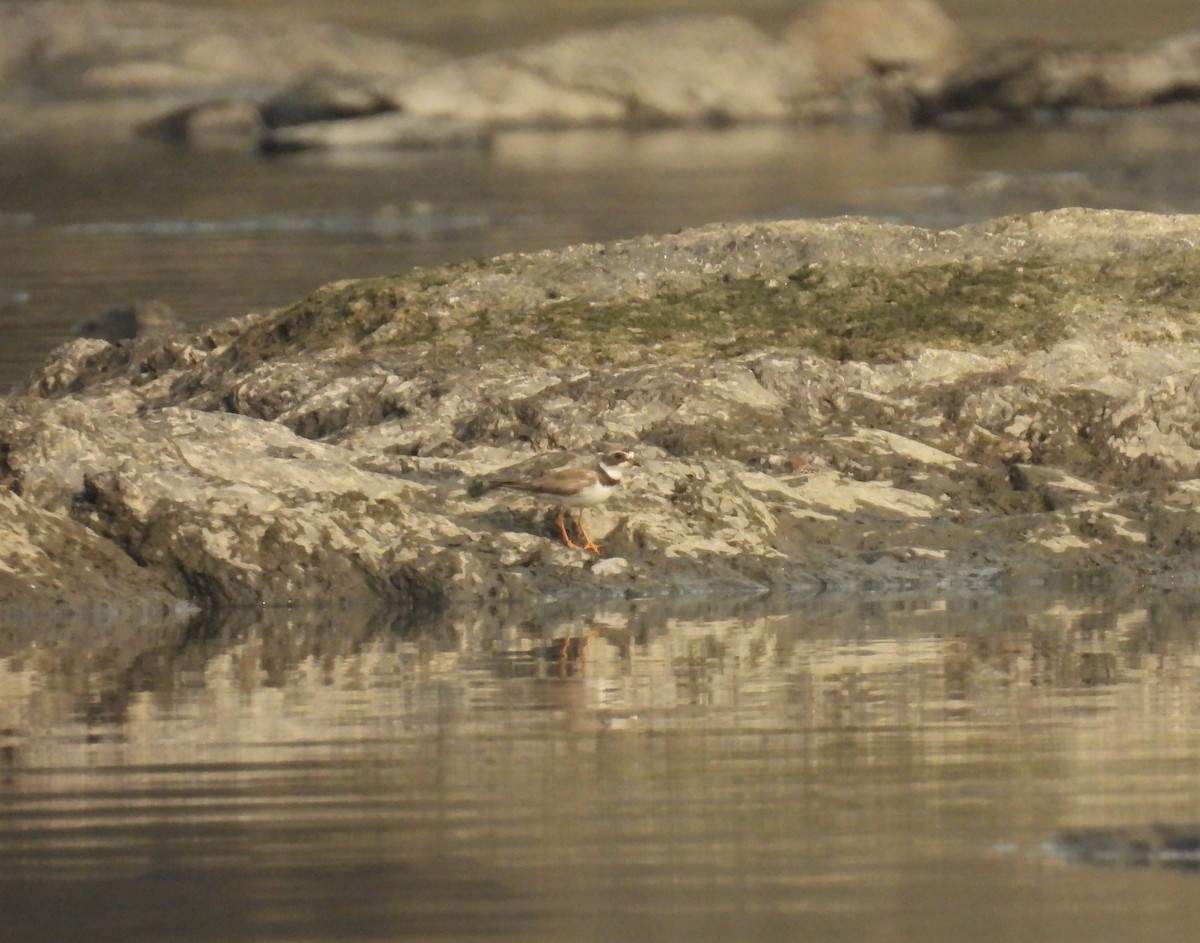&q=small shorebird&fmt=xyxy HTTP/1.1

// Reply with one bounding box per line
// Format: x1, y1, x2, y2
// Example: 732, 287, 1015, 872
482, 450, 640, 555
